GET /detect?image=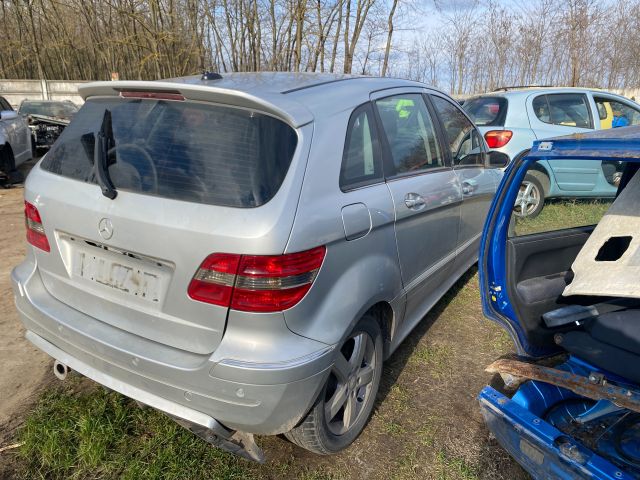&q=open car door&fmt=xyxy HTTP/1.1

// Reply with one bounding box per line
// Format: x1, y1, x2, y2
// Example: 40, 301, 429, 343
478, 126, 640, 480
